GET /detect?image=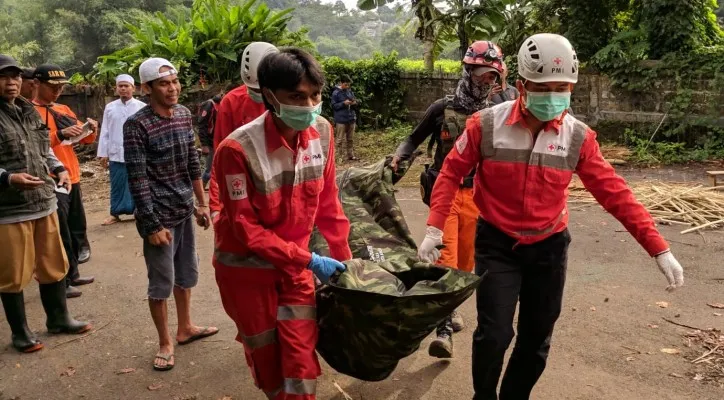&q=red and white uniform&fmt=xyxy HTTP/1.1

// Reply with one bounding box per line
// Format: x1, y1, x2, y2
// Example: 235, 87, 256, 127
209, 85, 267, 215
213, 112, 351, 400
429, 99, 668, 257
